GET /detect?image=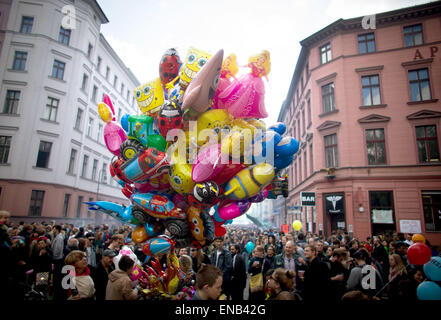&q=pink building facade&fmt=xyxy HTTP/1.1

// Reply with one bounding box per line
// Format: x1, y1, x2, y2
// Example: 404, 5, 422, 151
278, 2, 441, 245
